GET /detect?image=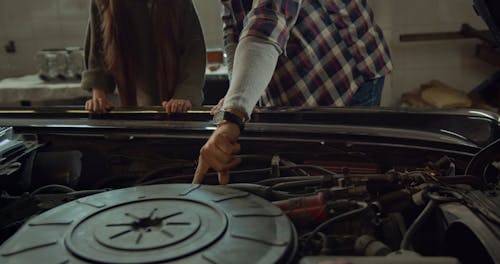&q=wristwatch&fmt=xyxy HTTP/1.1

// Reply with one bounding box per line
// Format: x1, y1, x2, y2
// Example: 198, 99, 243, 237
213, 110, 245, 132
